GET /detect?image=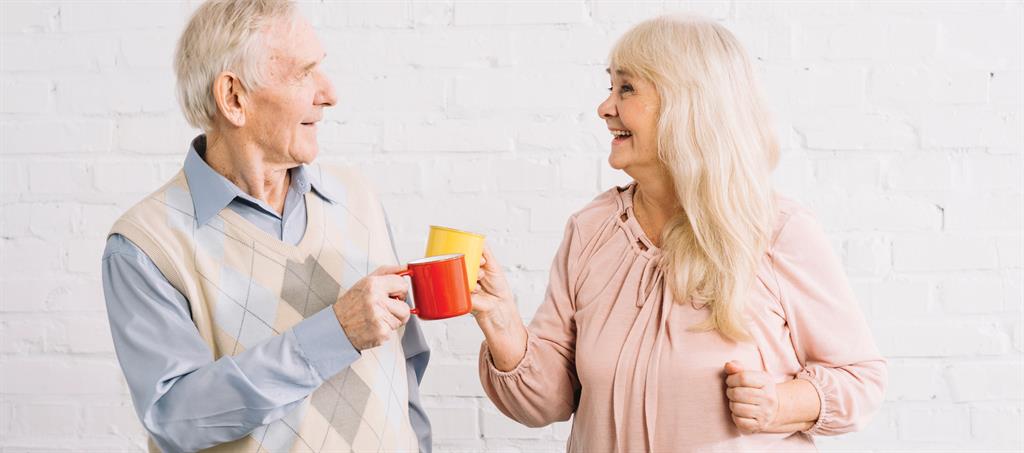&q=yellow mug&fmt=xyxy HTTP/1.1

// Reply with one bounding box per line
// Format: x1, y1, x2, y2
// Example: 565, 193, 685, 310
424, 226, 485, 288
